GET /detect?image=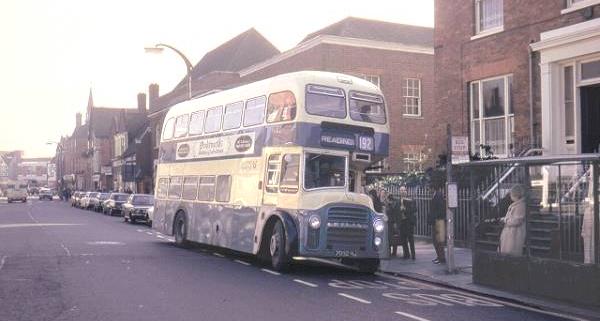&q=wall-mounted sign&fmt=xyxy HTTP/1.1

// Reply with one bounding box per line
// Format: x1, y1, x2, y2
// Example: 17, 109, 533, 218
176, 132, 256, 160
451, 136, 470, 164
101, 166, 112, 175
